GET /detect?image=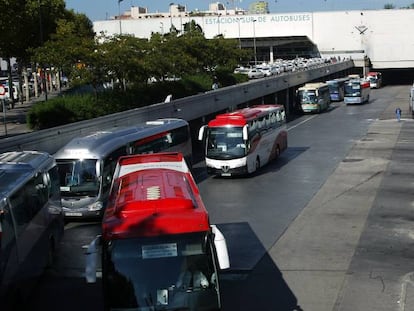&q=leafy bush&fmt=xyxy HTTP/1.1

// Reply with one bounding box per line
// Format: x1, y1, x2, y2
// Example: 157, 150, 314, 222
26, 72, 243, 130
